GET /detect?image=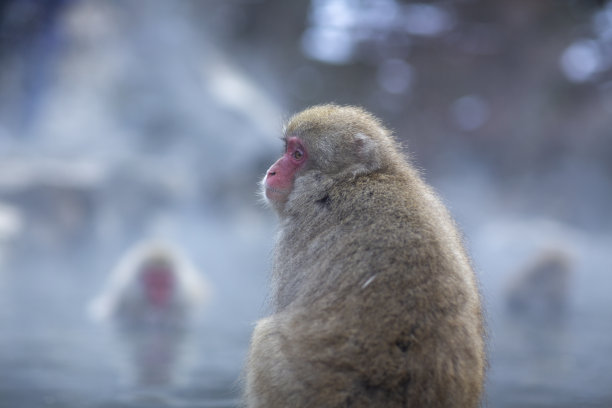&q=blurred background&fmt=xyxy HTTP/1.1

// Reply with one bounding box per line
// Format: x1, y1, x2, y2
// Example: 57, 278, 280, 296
0, 0, 611, 407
